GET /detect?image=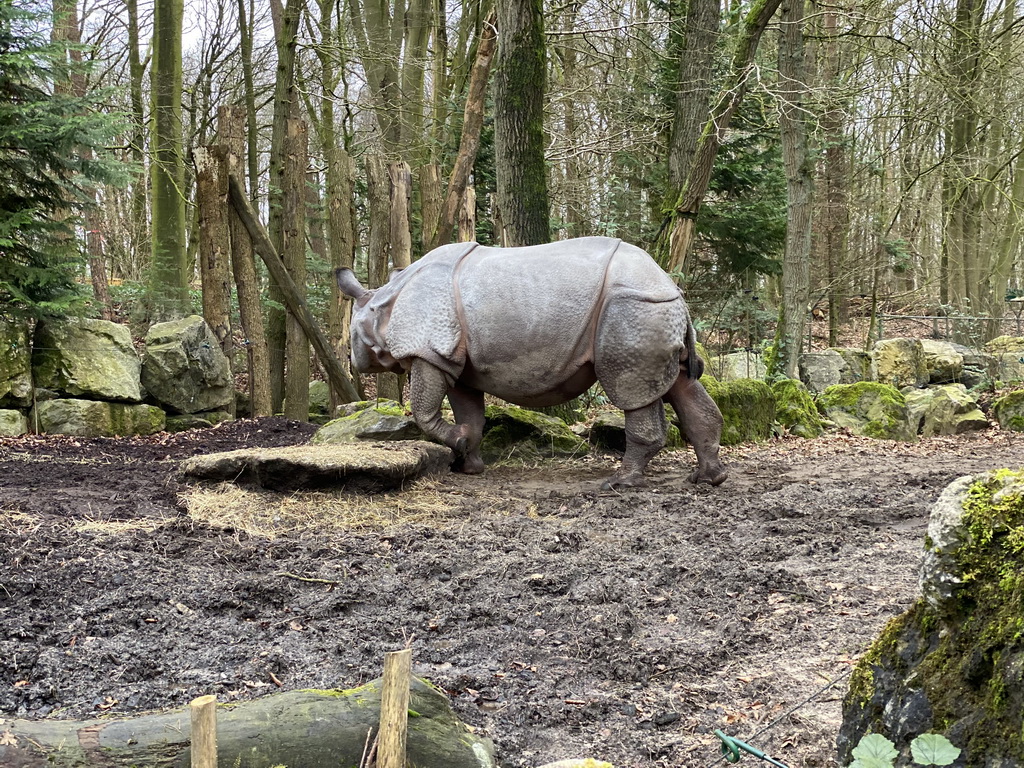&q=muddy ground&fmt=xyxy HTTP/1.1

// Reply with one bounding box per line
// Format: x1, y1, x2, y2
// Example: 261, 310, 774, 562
1, 419, 1023, 768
